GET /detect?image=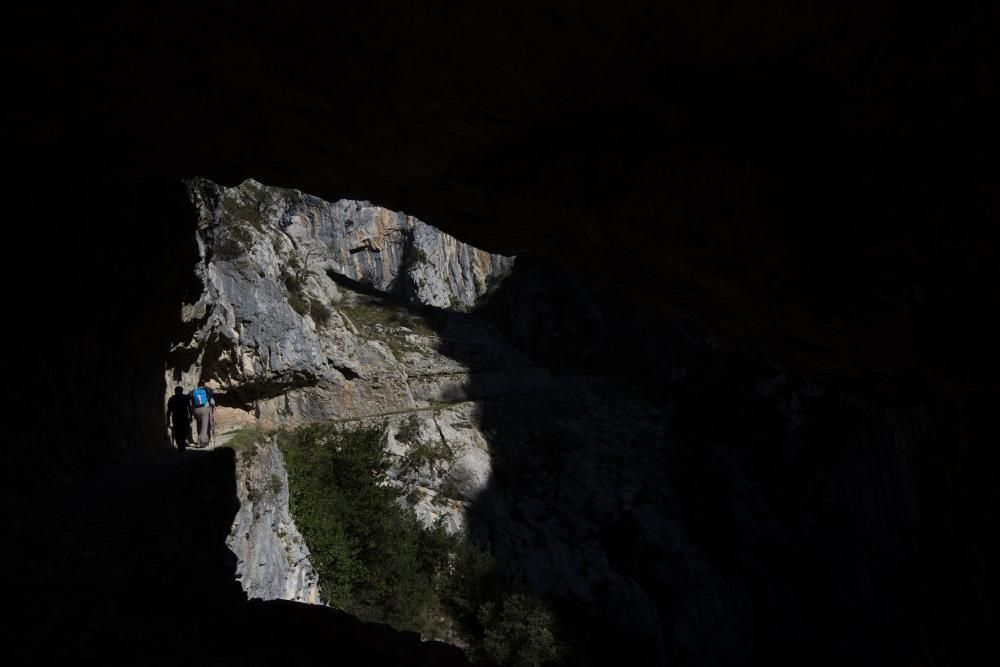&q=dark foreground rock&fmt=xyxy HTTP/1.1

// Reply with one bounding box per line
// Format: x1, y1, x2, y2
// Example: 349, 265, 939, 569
4, 448, 468, 666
